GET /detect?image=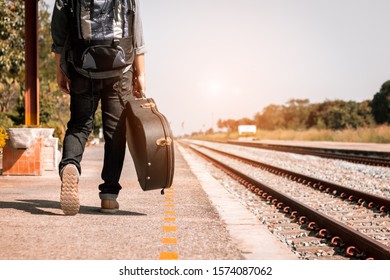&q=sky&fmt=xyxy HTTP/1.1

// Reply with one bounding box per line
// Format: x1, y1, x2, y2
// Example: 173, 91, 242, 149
45, 0, 390, 136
